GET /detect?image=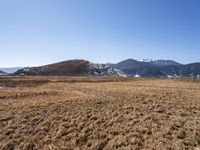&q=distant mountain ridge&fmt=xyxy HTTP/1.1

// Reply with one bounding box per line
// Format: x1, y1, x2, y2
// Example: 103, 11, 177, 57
111, 59, 200, 77
0, 67, 23, 74
0, 70, 7, 76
